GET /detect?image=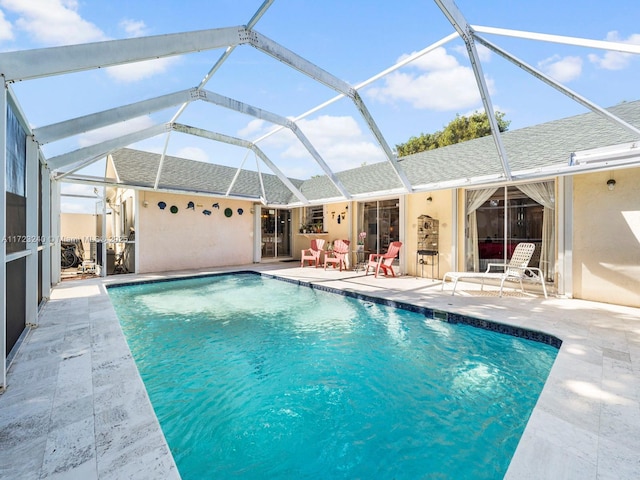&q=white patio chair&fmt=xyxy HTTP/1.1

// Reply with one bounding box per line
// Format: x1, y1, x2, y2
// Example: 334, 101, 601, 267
441, 242, 547, 298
